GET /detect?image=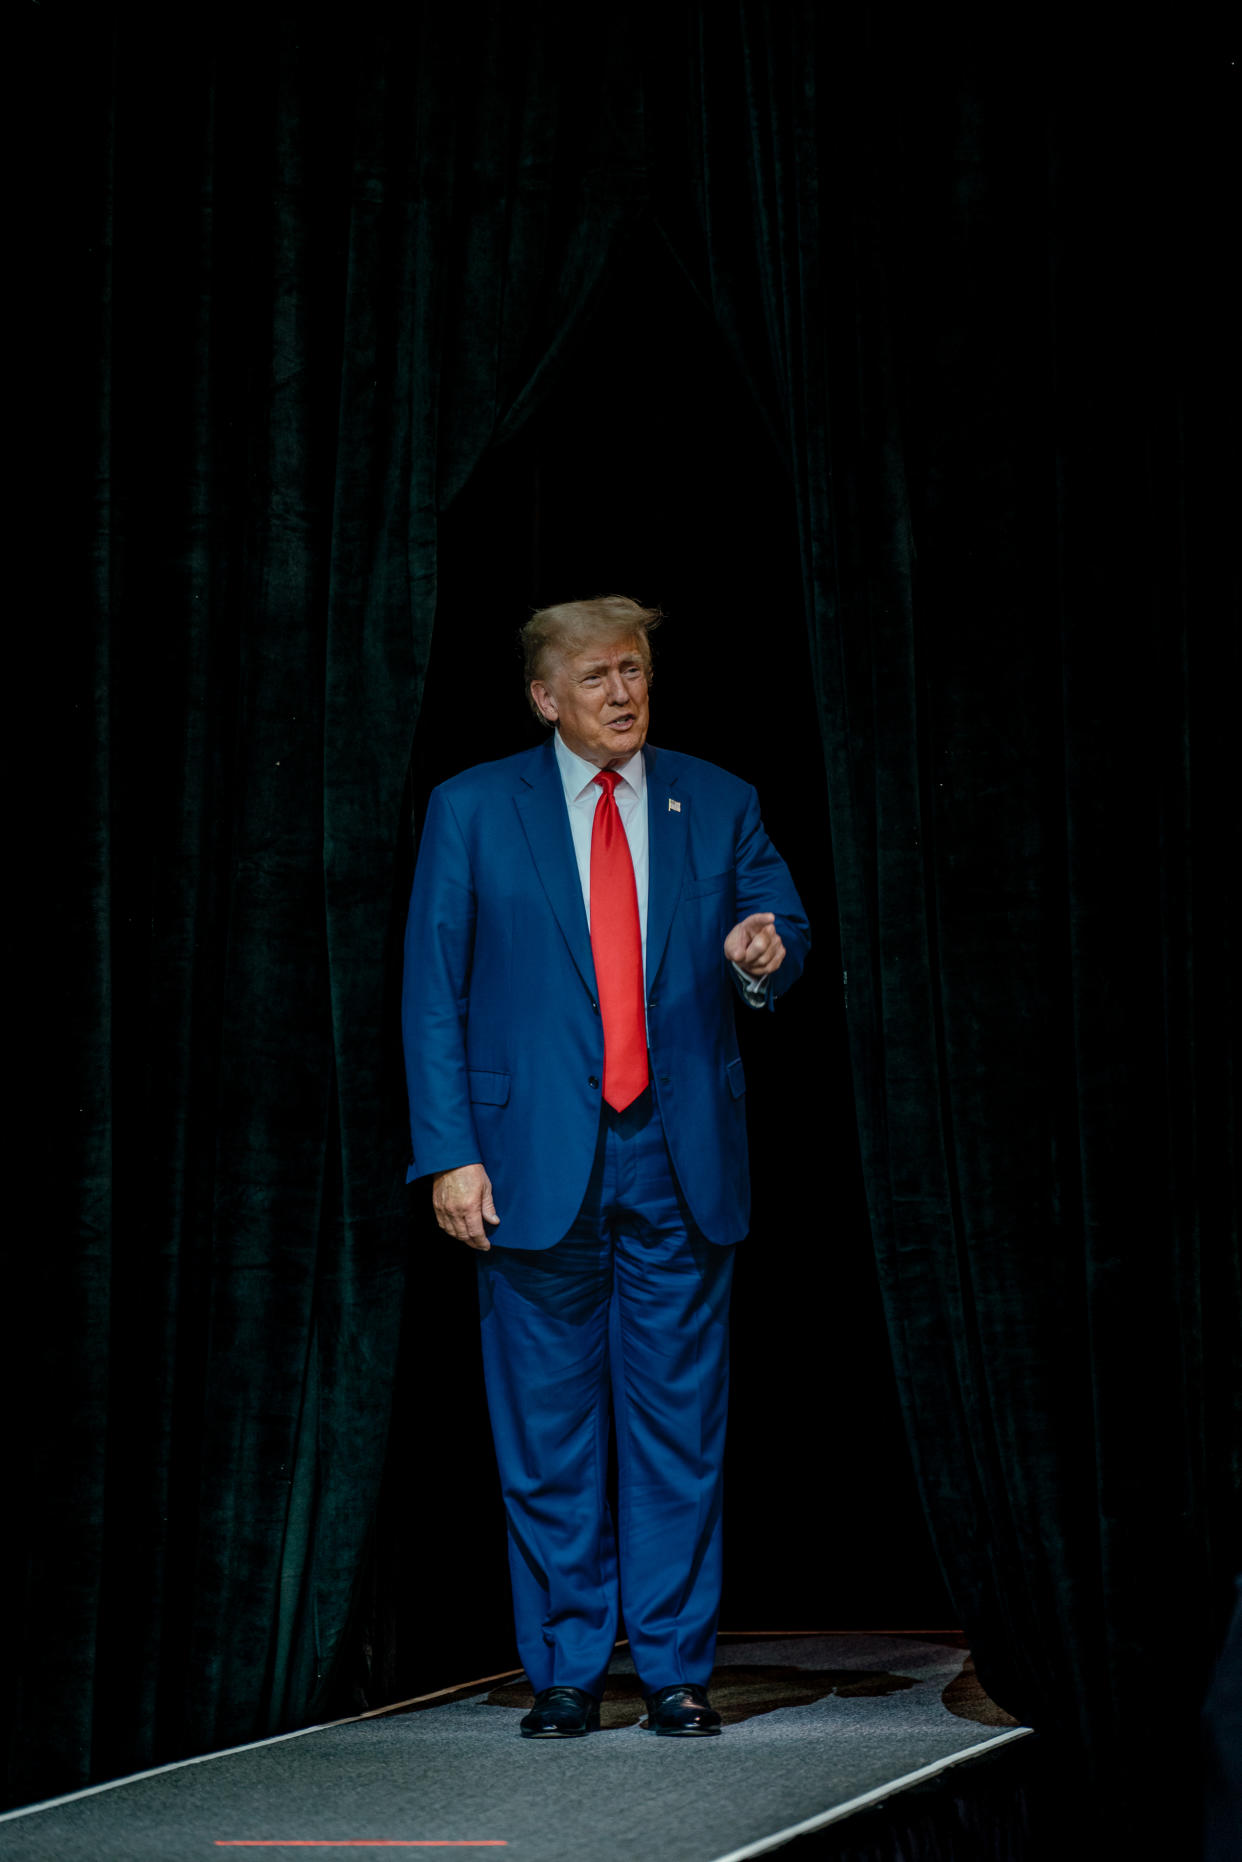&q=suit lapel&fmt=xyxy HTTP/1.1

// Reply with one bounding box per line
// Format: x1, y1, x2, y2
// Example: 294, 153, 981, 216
643, 744, 687, 990
513, 739, 598, 1000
